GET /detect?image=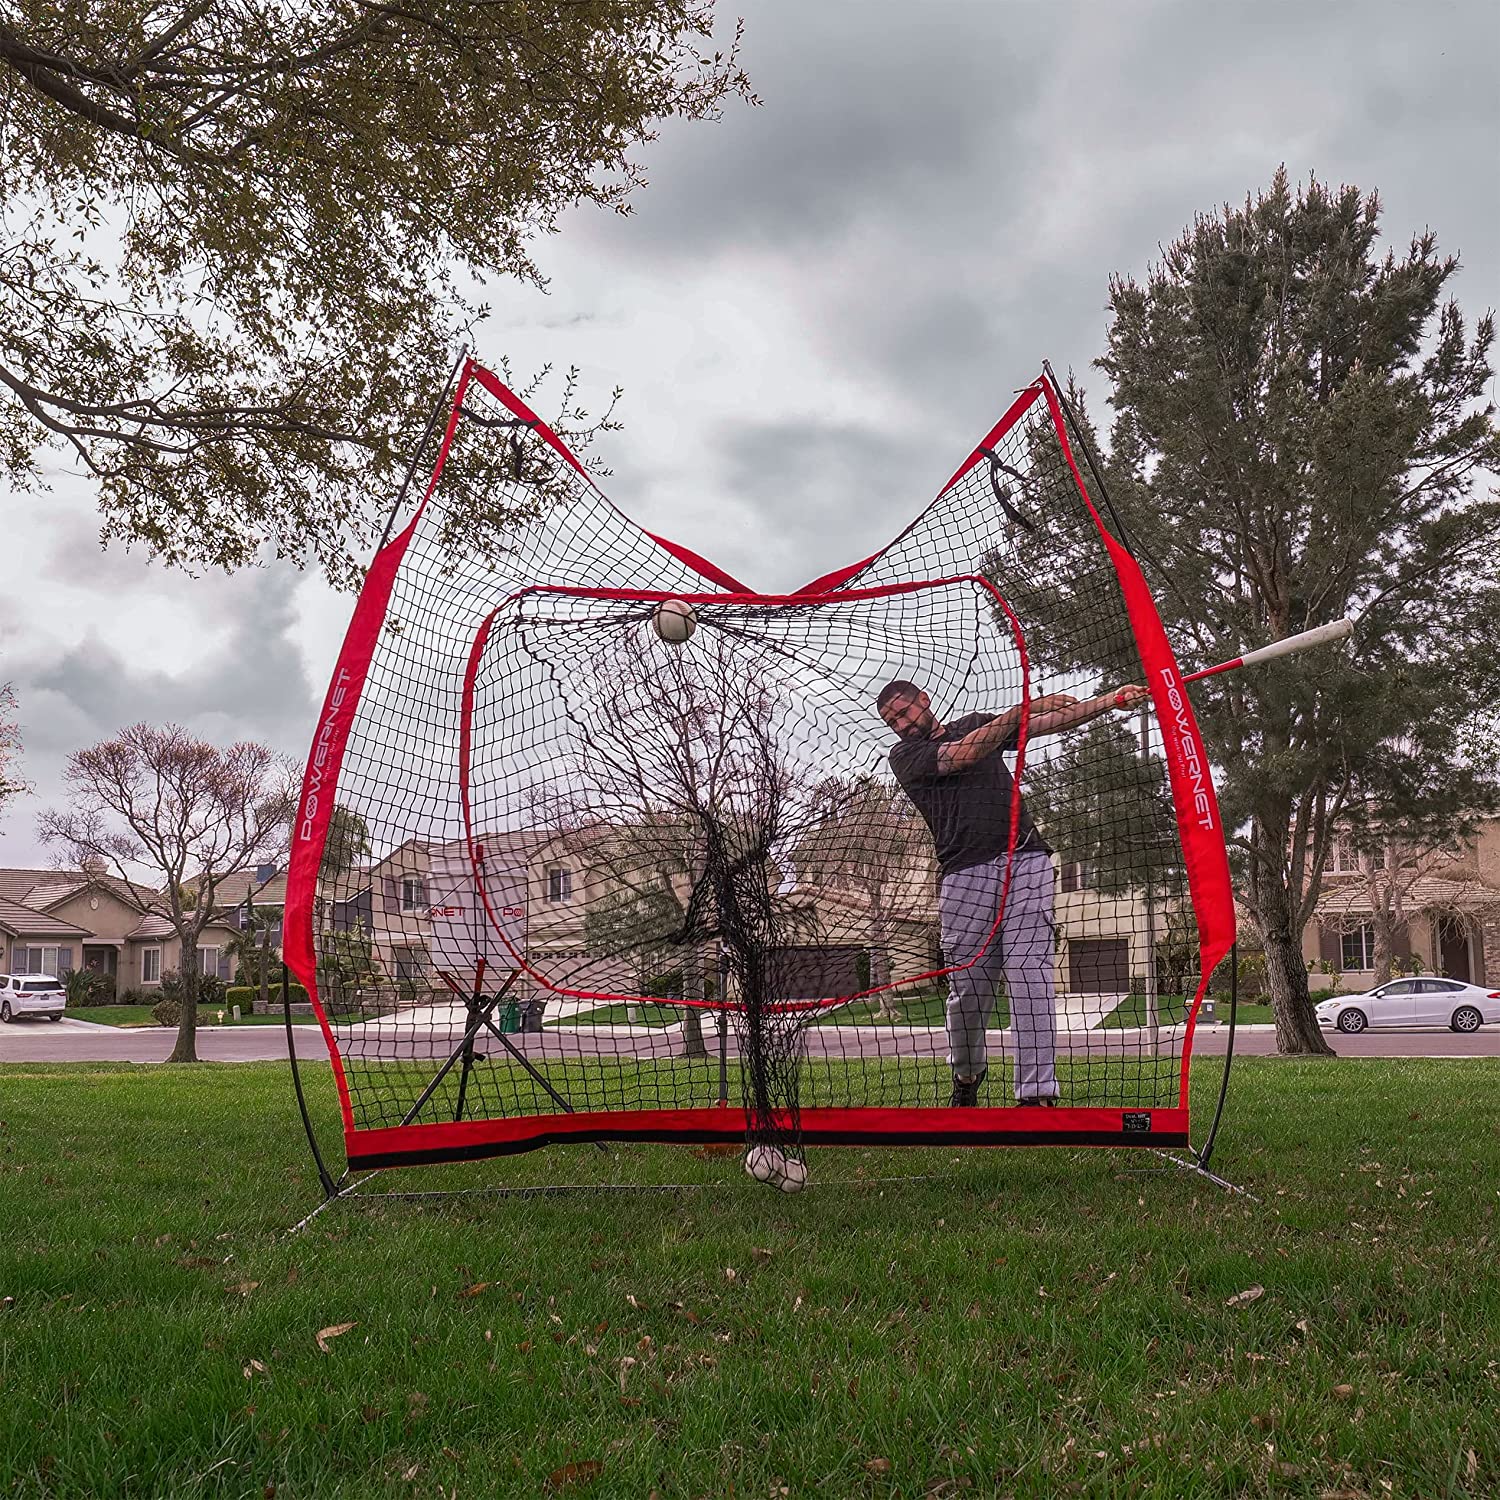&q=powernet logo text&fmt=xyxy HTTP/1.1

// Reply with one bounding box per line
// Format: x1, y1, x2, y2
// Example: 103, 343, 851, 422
299, 668, 352, 843
1158, 667, 1215, 832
